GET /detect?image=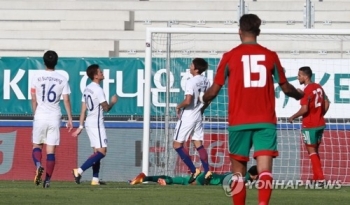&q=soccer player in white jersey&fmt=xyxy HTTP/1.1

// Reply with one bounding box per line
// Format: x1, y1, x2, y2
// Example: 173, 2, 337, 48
173, 58, 212, 185
31, 50, 73, 188
71, 64, 118, 185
